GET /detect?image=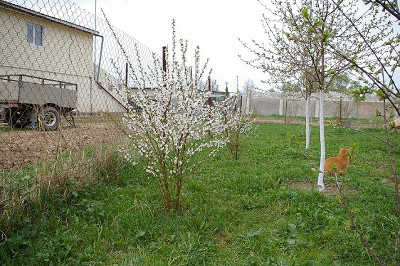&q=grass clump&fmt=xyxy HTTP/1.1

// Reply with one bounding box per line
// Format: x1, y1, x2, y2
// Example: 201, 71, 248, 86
0, 144, 124, 235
